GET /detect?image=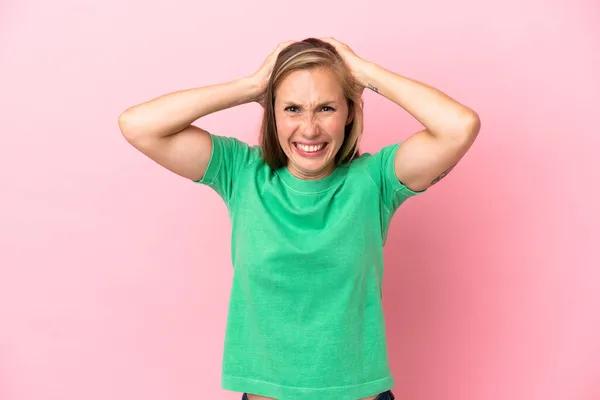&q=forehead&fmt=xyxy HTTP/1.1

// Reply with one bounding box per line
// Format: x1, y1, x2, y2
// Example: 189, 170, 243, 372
275, 67, 345, 103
